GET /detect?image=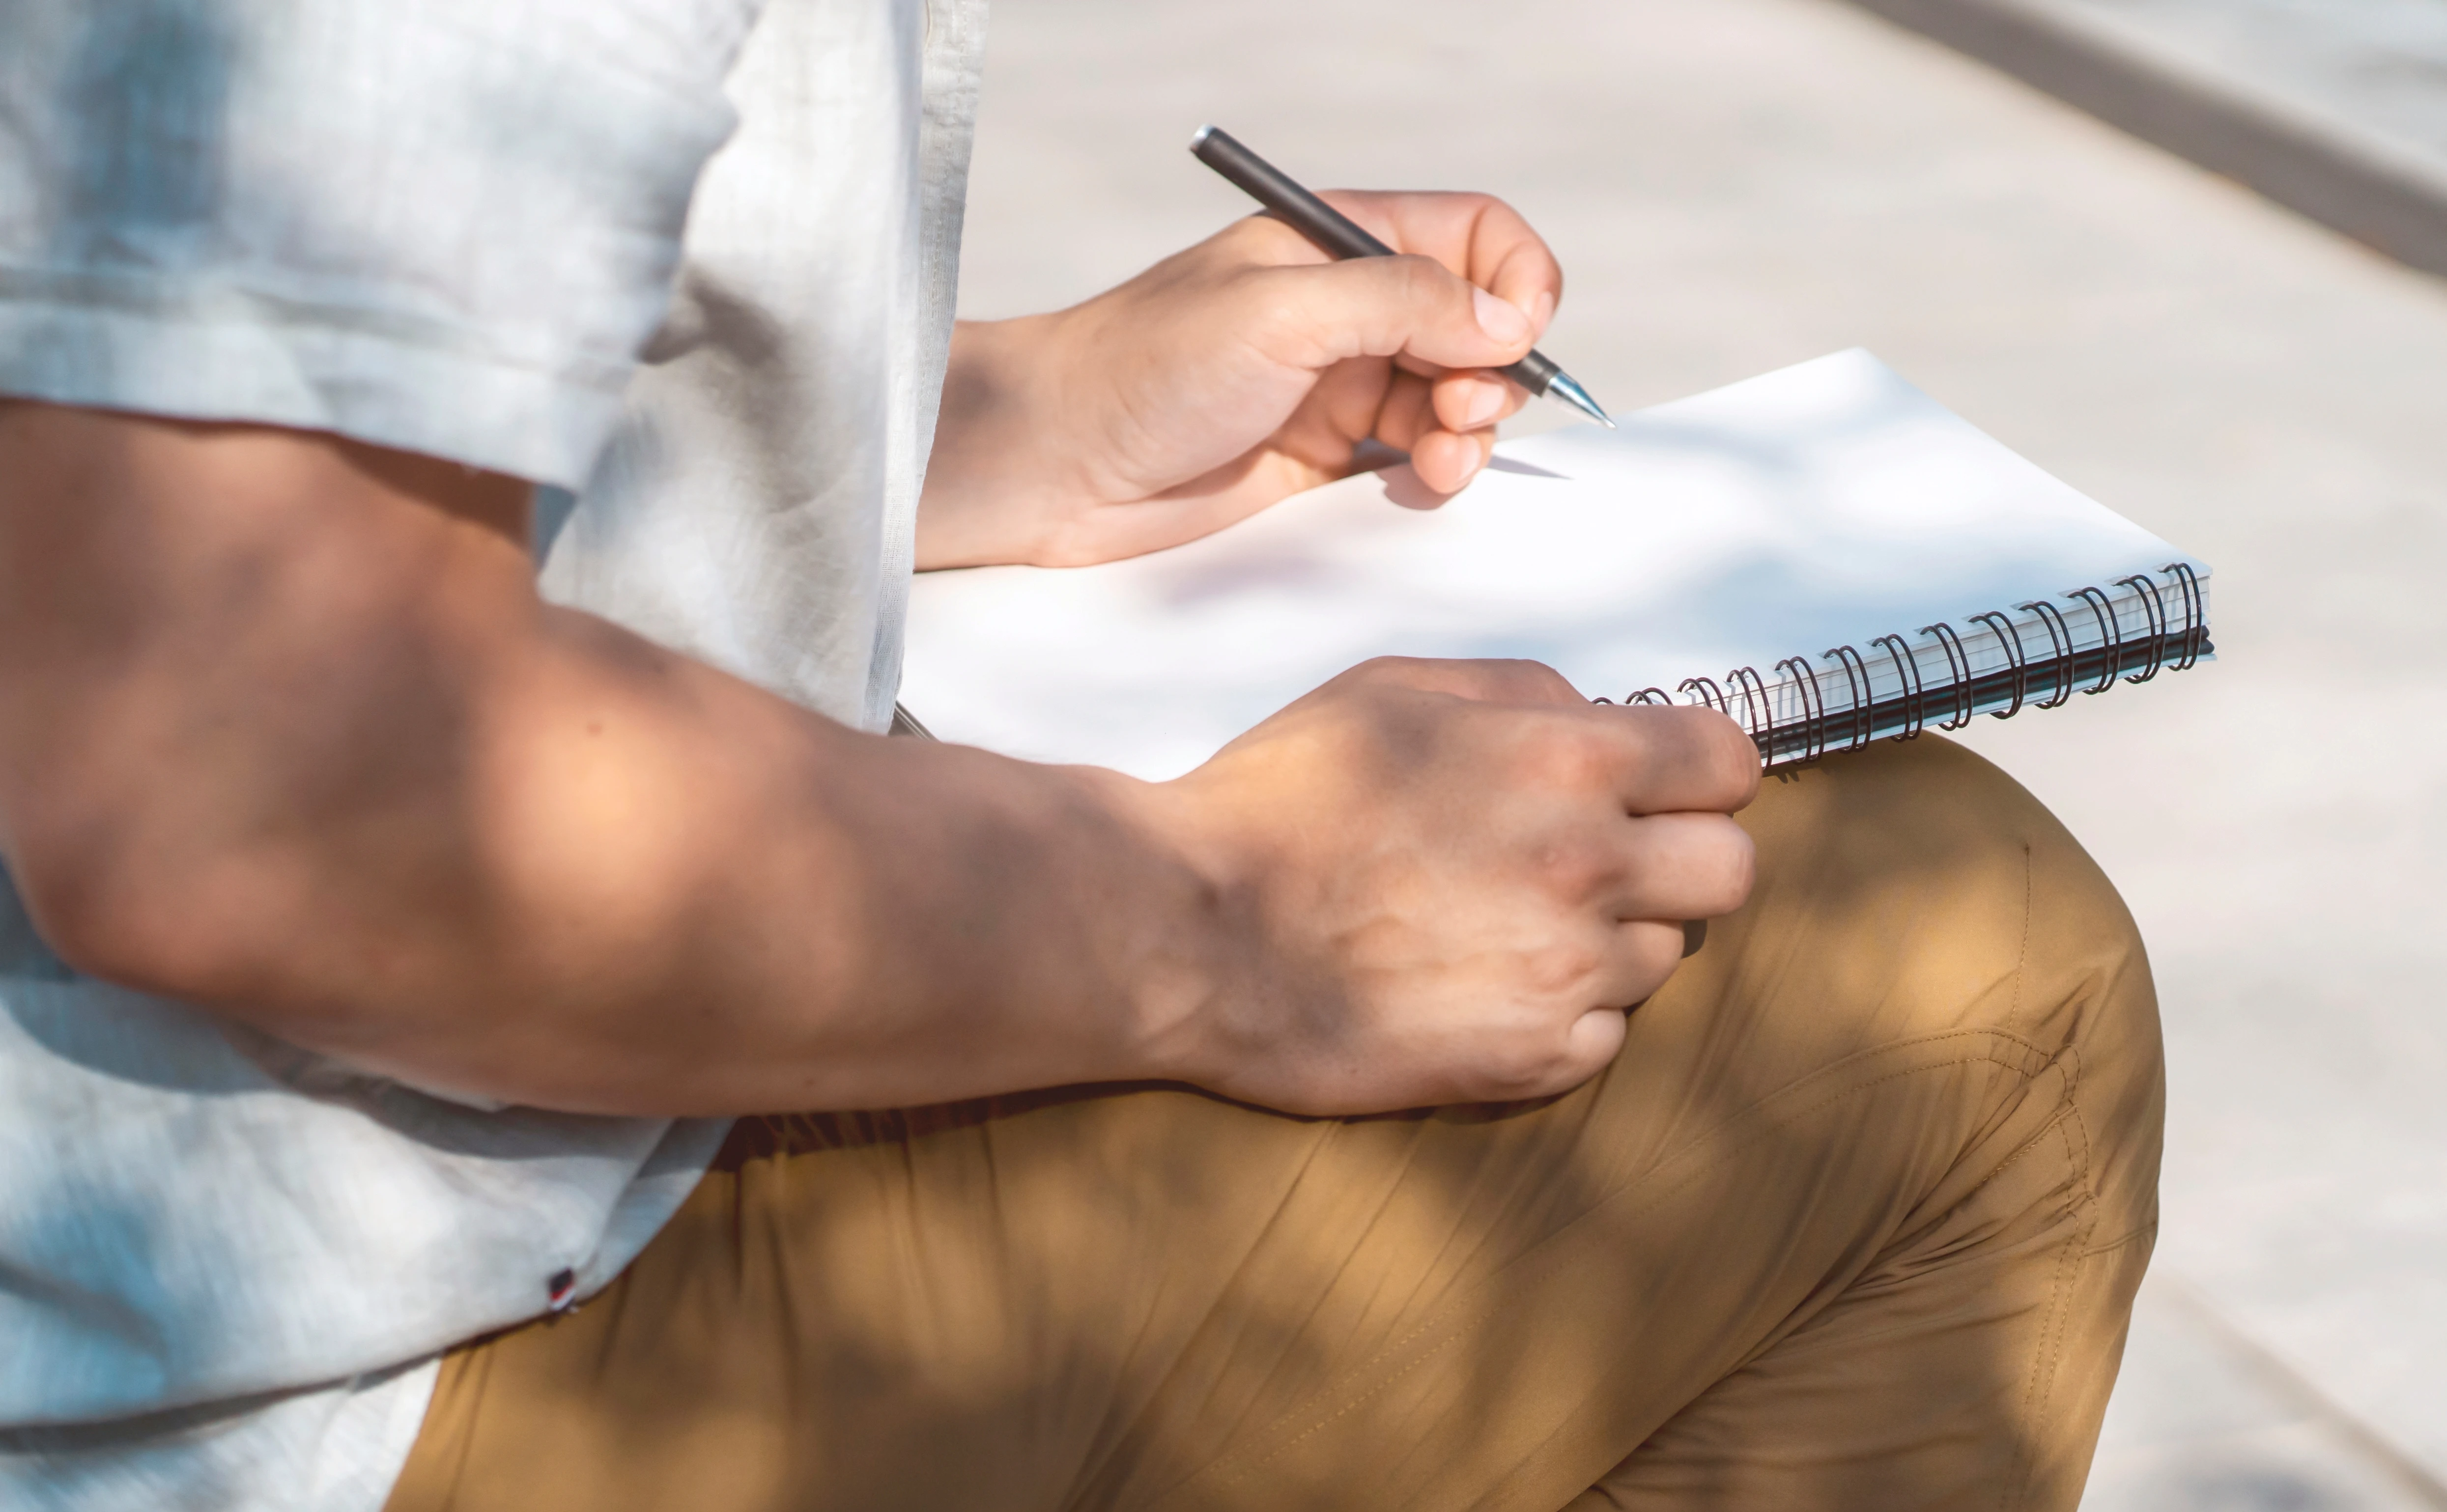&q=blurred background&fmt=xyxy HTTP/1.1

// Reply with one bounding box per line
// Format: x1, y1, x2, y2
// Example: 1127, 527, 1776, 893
951, 0, 2447, 1506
